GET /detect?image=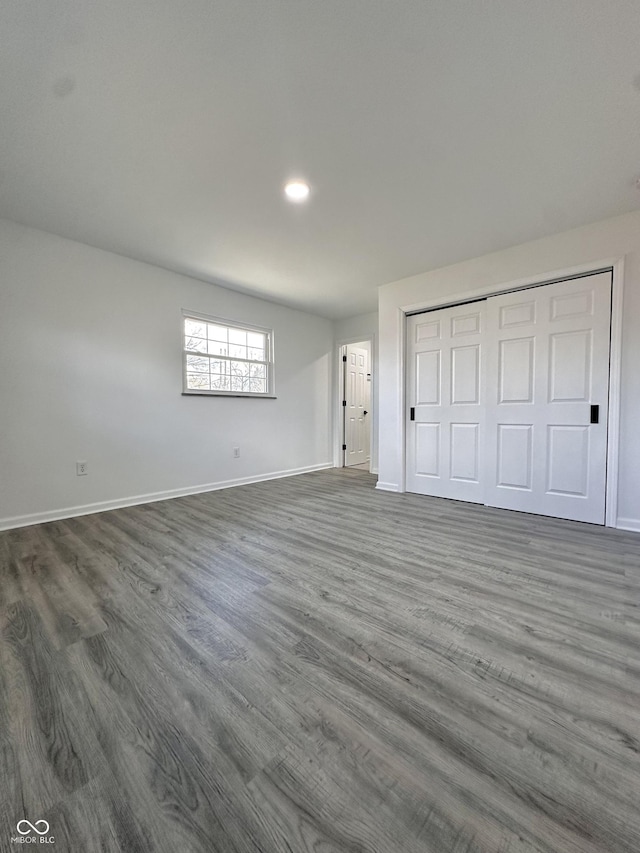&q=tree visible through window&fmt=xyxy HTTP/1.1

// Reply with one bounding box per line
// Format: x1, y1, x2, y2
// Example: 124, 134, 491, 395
183, 312, 273, 396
